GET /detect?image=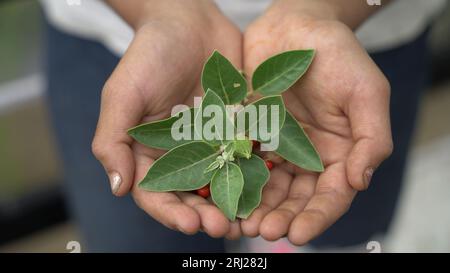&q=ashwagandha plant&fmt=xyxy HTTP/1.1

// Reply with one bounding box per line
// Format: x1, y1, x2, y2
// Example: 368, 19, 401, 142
128, 50, 323, 221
